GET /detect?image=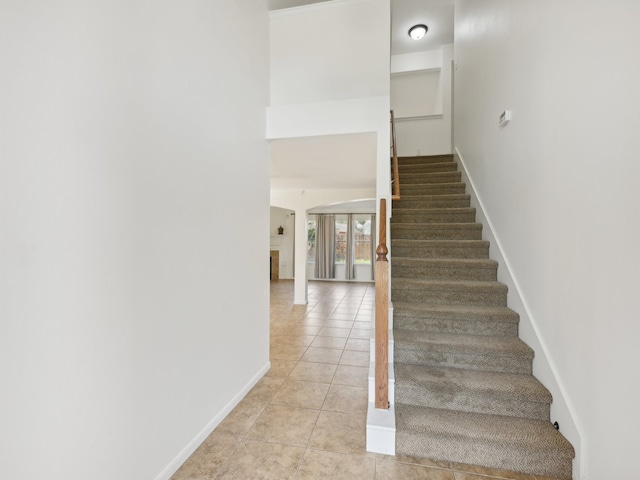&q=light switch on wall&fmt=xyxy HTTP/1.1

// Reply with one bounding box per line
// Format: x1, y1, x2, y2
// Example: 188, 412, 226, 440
499, 110, 511, 127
